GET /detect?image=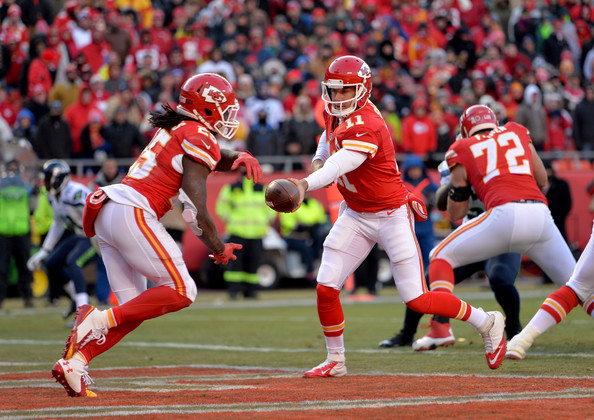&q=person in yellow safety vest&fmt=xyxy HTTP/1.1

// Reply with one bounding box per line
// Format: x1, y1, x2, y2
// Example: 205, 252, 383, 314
216, 175, 276, 299
279, 194, 328, 283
